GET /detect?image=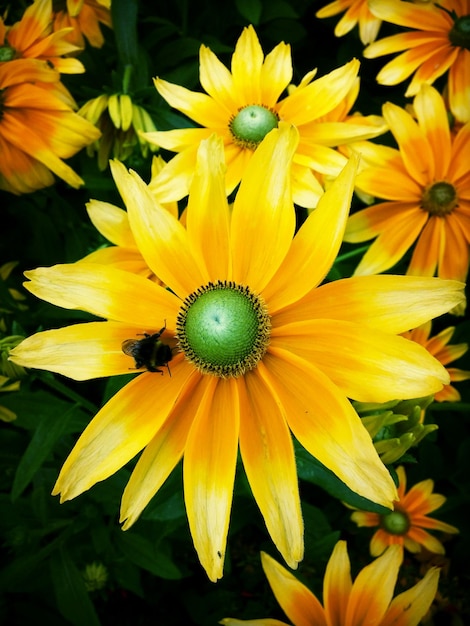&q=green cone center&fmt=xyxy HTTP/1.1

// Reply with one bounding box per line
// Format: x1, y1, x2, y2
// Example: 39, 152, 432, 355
229, 105, 279, 149
449, 15, 470, 50
176, 281, 271, 378
381, 510, 410, 535
0, 45, 16, 62
421, 181, 458, 216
